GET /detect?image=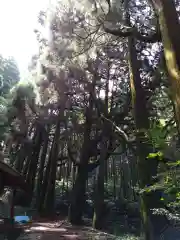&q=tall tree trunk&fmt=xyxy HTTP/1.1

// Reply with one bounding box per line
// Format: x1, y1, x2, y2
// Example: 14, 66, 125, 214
36, 125, 50, 211
92, 125, 109, 229
68, 136, 91, 224
68, 101, 93, 224
14, 143, 26, 172
44, 119, 61, 214
128, 36, 163, 239
128, 34, 151, 239
38, 136, 53, 213
23, 129, 38, 176
14, 125, 34, 172
71, 163, 76, 187
150, 0, 180, 130
93, 69, 111, 229
26, 126, 43, 194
